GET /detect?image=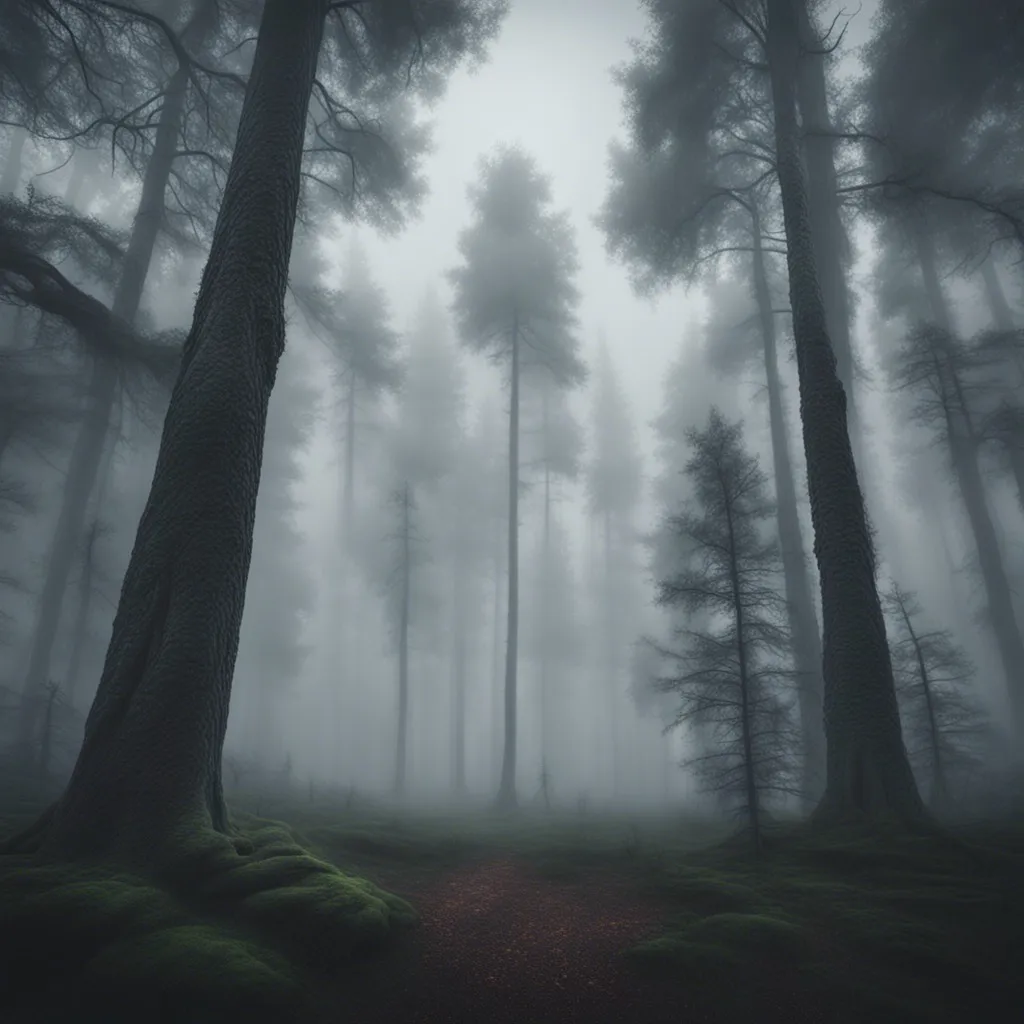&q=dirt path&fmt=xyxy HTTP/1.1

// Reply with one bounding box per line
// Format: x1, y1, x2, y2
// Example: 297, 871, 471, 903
348, 858, 693, 1024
